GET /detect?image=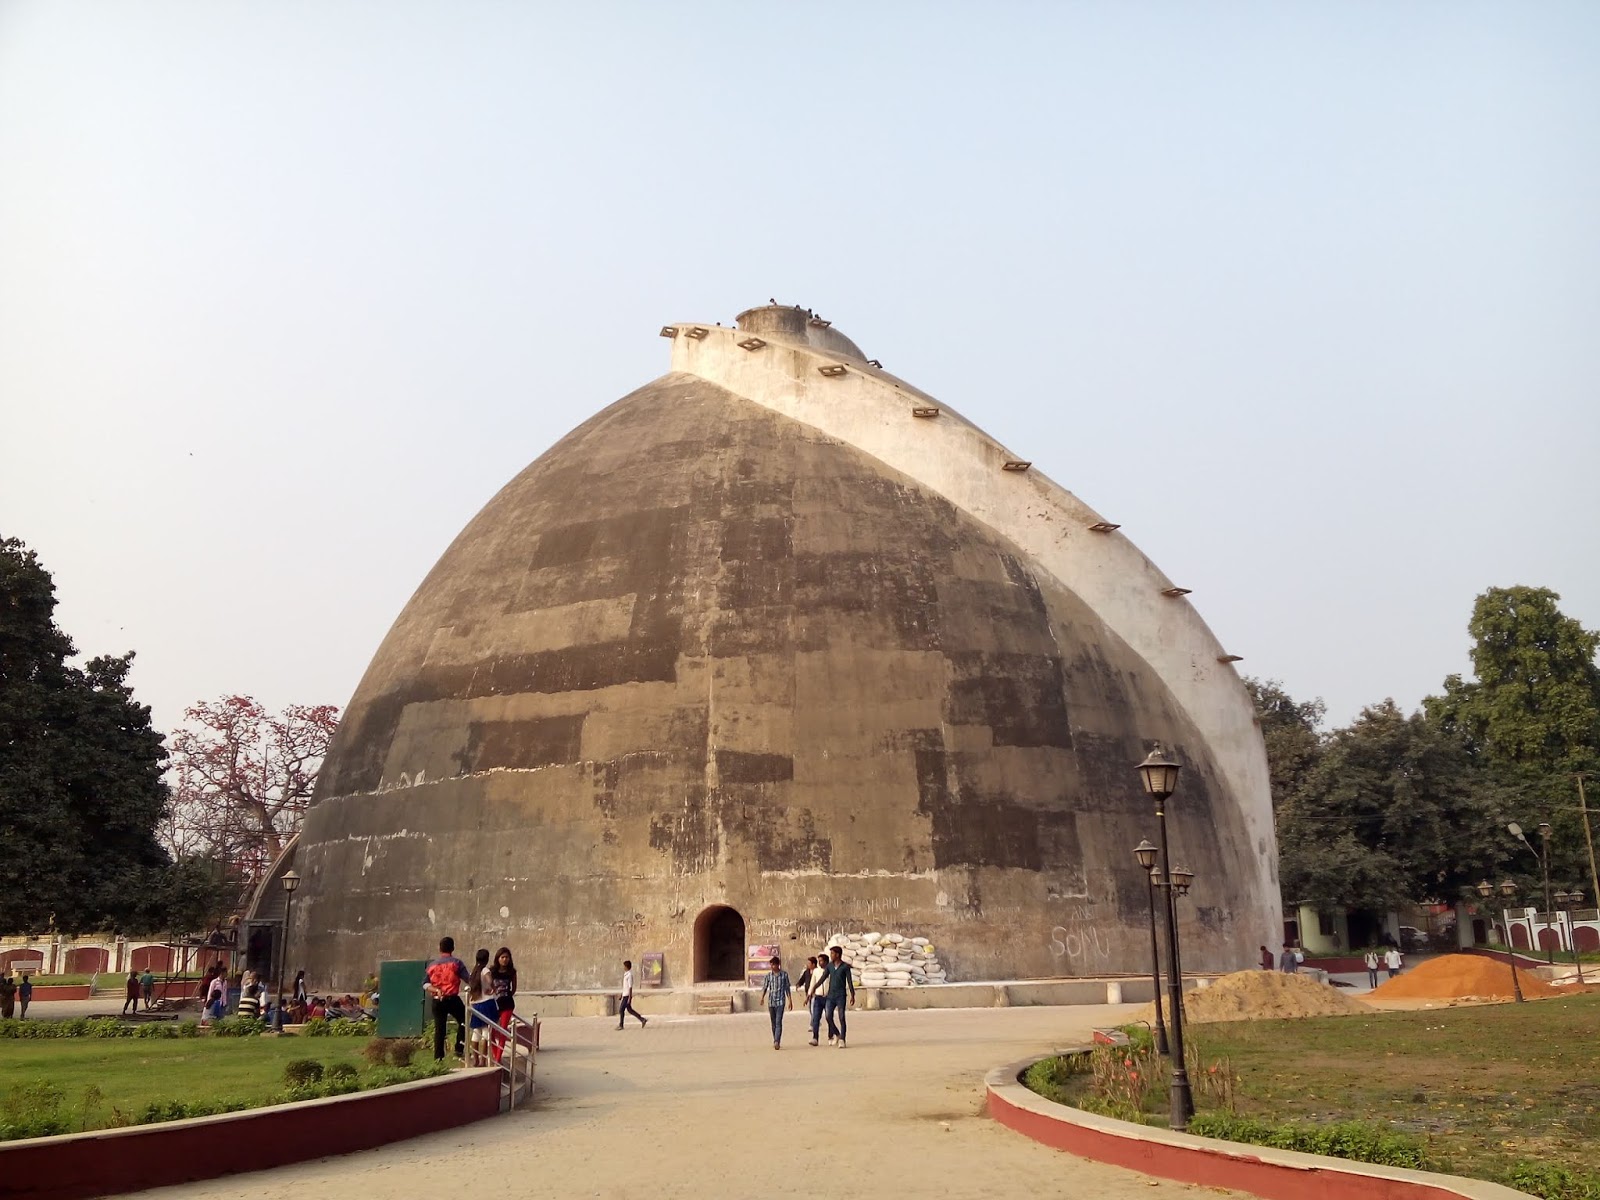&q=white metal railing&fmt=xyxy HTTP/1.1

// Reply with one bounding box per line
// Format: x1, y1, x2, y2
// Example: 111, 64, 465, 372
463, 1002, 536, 1110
